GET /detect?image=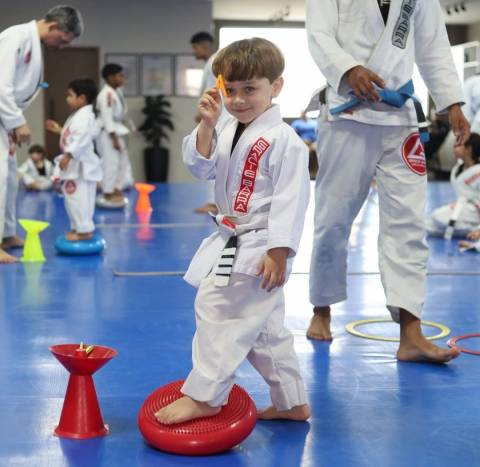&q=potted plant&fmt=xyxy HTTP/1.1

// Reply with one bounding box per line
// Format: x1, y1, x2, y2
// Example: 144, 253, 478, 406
138, 95, 174, 182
